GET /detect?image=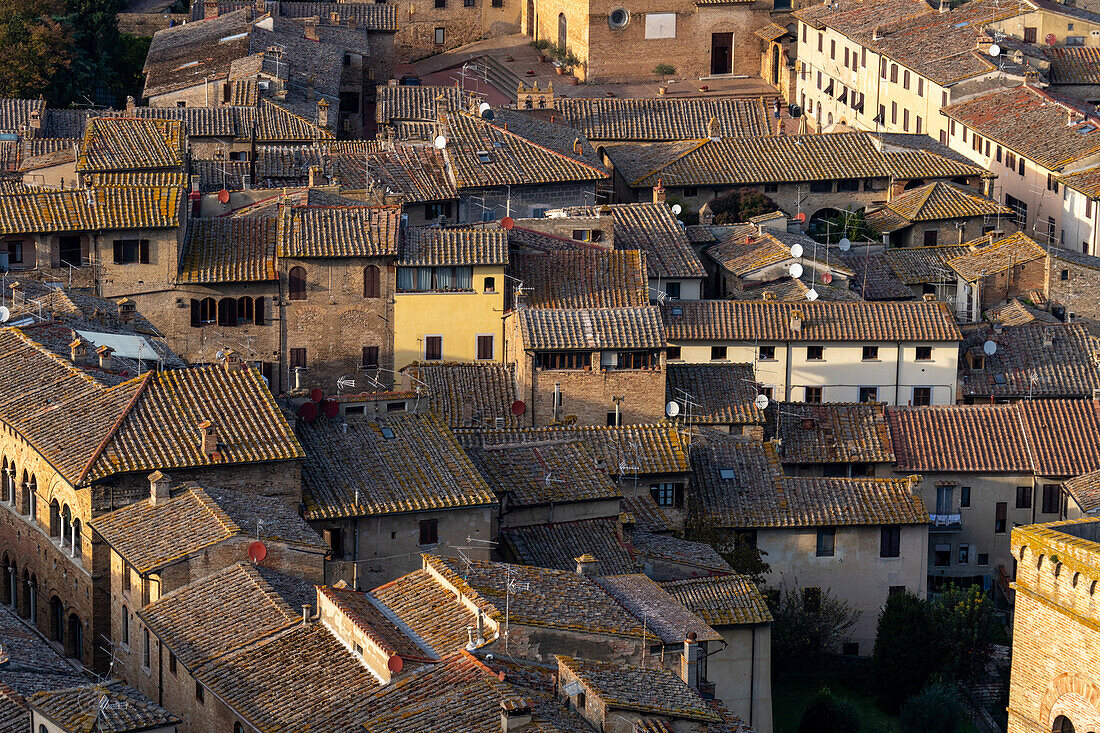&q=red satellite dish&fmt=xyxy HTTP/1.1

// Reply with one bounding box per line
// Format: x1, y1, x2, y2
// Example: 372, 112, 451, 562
387, 655, 404, 674
310, 387, 324, 403
298, 401, 318, 422
248, 541, 267, 562
500, 216, 515, 230
217, 188, 231, 204
321, 398, 339, 419
1046, 33, 1057, 45
794, 212, 807, 223
511, 400, 526, 416
821, 272, 833, 285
